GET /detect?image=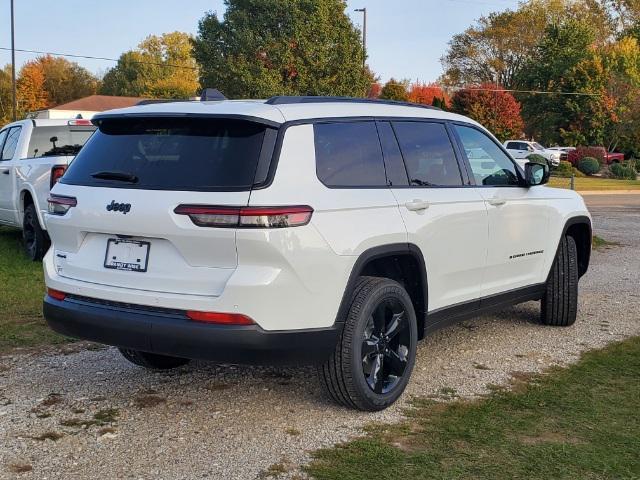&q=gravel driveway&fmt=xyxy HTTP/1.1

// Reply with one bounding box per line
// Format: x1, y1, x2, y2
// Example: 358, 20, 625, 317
1, 194, 639, 480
